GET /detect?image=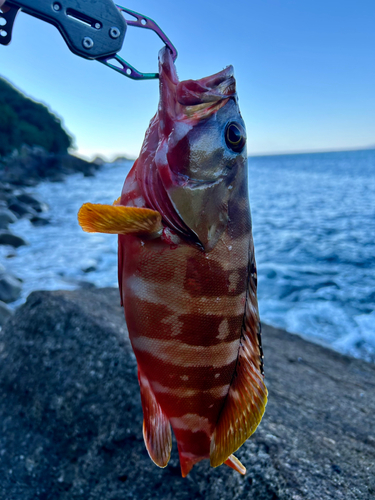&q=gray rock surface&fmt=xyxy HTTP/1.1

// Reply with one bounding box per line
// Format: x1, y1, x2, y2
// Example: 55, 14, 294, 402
0, 288, 374, 500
